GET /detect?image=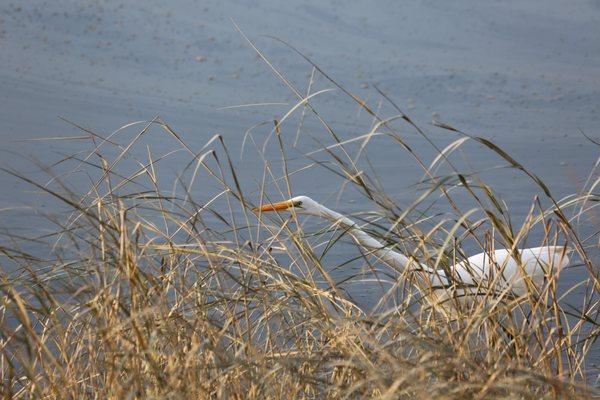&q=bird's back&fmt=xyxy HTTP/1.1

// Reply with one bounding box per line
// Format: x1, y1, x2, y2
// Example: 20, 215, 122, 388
448, 246, 570, 296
